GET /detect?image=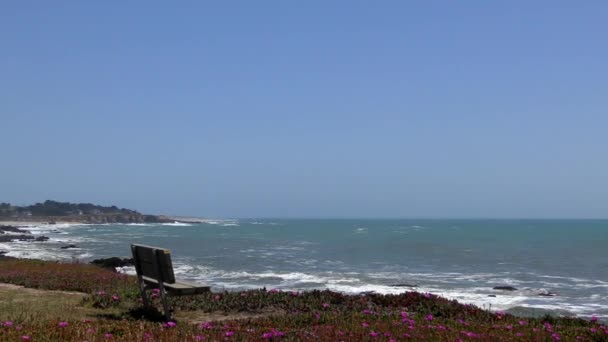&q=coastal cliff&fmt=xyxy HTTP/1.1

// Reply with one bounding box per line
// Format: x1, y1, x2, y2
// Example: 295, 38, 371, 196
0, 200, 175, 224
